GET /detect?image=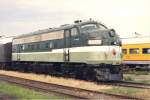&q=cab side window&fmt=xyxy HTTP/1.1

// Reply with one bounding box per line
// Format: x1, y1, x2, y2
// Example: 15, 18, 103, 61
71, 28, 78, 36
71, 28, 80, 47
